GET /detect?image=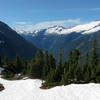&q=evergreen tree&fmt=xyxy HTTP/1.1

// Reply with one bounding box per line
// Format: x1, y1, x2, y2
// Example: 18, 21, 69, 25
69, 49, 80, 80
90, 39, 98, 80
60, 72, 71, 85
0, 57, 2, 66
84, 67, 90, 82
48, 54, 56, 69
74, 56, 82, 82
2, 55, 9, 68
46, 68, 56, 83
57, 52, 62, 67
91, 39, 98, 66
21, 59, 28, 75
81, 53, 88, 81
13, 54, 23, 73
30, 49, 44, 78
54, 52, 63, 82
64, 51, 73, 75
42, 50, 49, 79
29, 59, 37, 78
